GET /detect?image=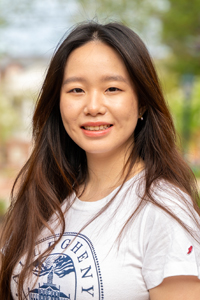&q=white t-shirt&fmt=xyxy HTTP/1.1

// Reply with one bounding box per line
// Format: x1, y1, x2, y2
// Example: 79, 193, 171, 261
11, 172, 200, 300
